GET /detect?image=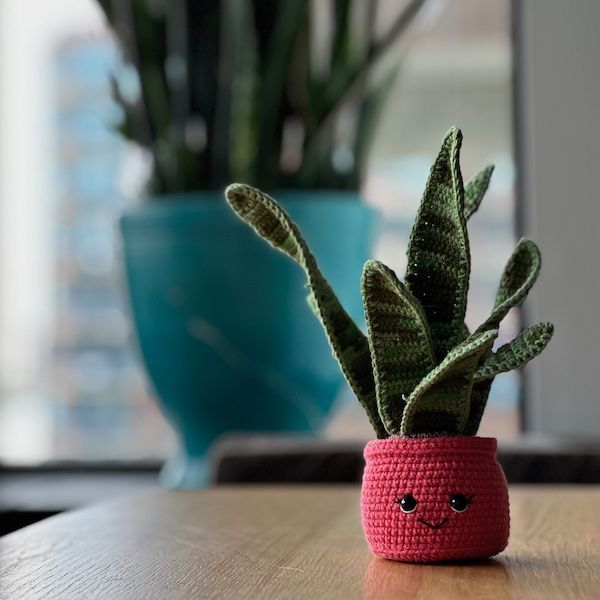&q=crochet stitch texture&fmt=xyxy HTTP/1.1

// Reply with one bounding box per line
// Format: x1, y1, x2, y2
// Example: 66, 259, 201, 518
225, 127, 553, 562
361, 436, 510, 562
225, 127, 553, 439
